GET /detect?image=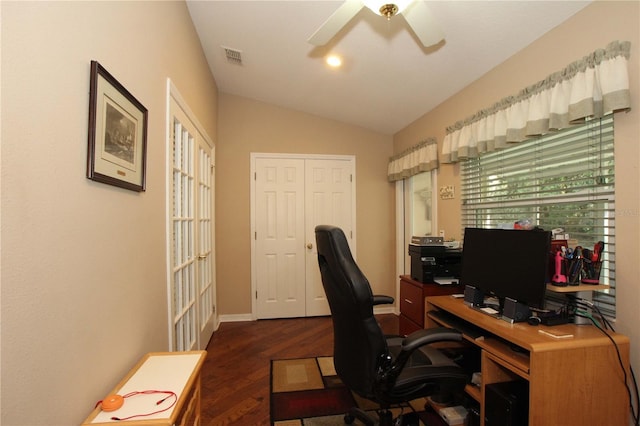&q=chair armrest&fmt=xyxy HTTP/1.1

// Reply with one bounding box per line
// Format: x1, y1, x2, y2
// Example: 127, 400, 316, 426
373, 295, 394, 305
376, 327, 462, 391
401, 327, 462, 353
